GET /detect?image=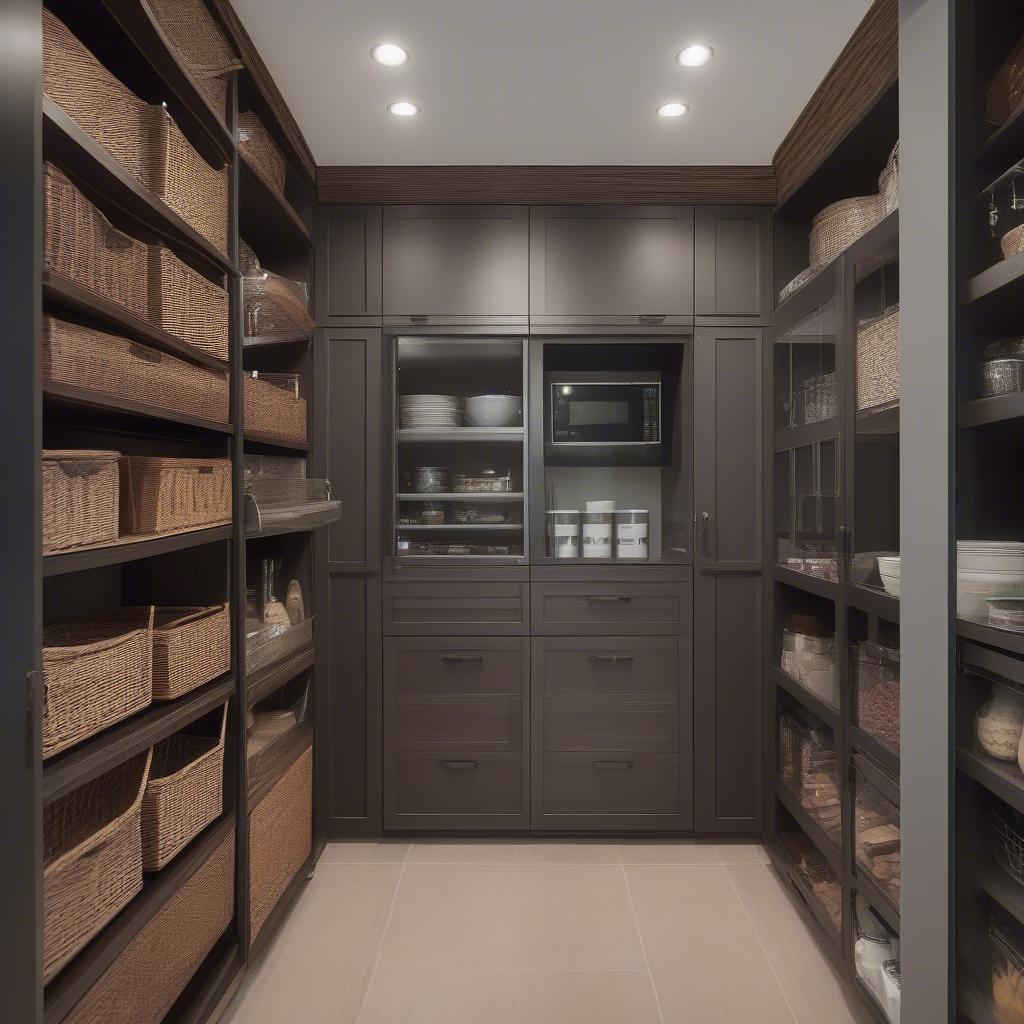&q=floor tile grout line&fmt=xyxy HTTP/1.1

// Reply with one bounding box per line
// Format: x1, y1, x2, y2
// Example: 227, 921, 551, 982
724, 864, 801, 1024
619, 861, 666, 1024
